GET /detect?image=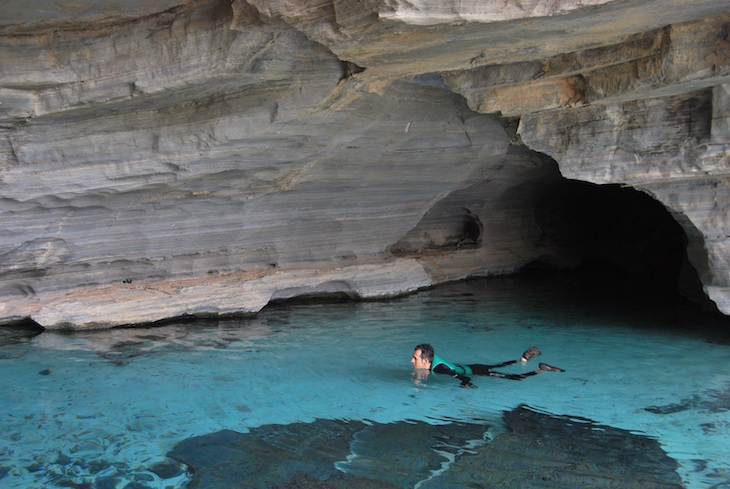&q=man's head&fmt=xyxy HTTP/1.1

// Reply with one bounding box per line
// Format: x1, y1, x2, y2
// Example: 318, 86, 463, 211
412, 343, 434, 370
